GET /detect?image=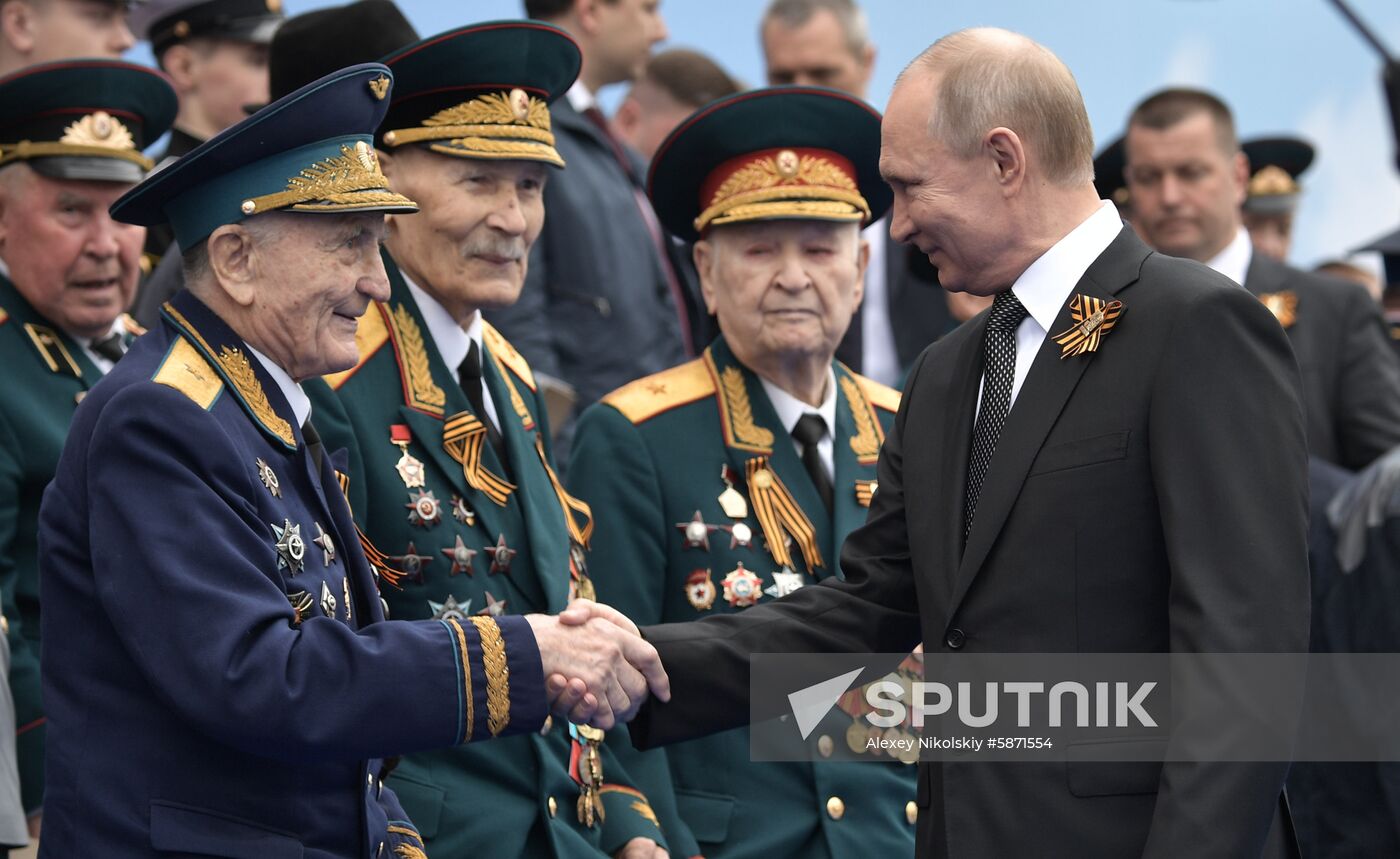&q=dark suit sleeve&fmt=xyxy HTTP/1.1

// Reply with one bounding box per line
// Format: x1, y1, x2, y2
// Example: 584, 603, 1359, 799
0, 411, 41, 814
1330, 281, 1400, 470
75, 383, 546, 762
627, 360, 927, 749
1143, 281, 1311, 857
